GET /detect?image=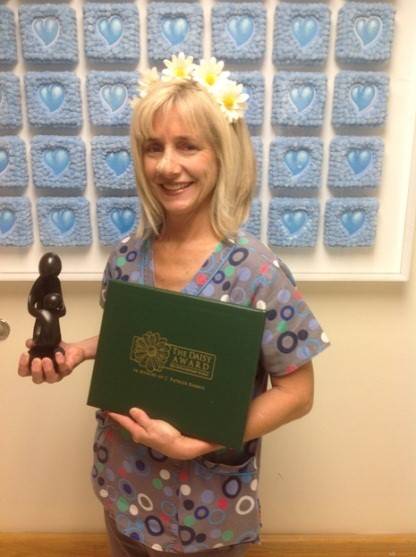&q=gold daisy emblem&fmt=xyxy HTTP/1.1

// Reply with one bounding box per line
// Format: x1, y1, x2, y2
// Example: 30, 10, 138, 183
132, 331, 171, 372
